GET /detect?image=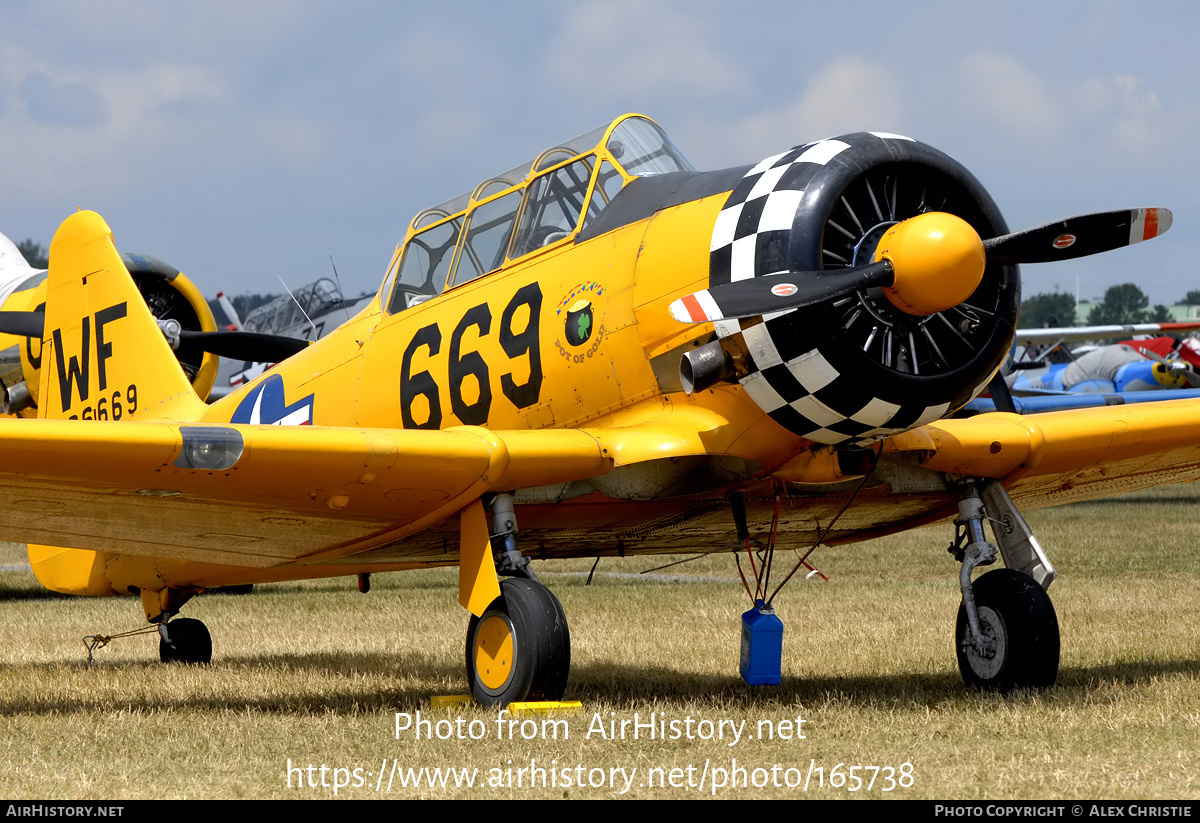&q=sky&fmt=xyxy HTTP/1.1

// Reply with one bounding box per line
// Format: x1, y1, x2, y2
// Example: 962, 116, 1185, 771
0, 0, 1197, 306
